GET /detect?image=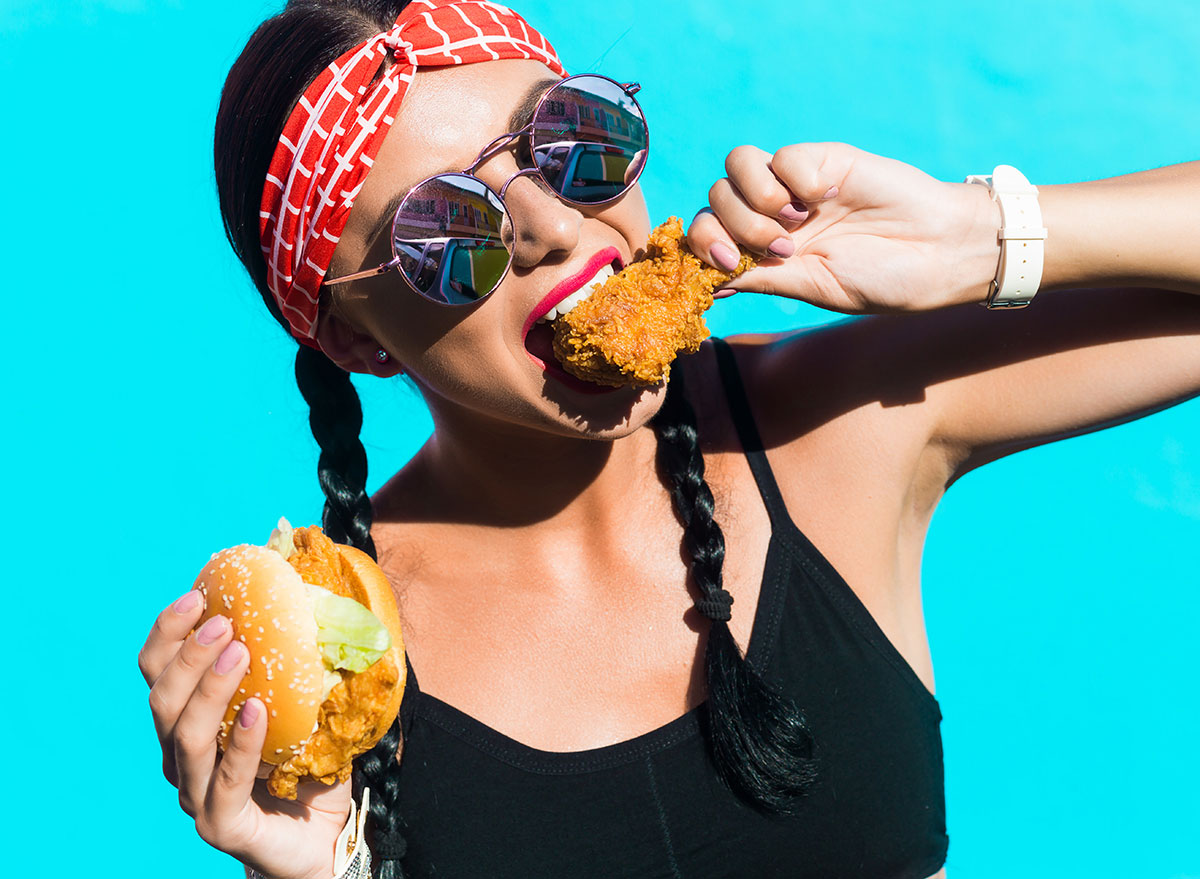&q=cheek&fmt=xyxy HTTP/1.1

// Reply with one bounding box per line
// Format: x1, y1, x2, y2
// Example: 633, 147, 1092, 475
596, 185, 652, 251
381, 302, 521, 398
